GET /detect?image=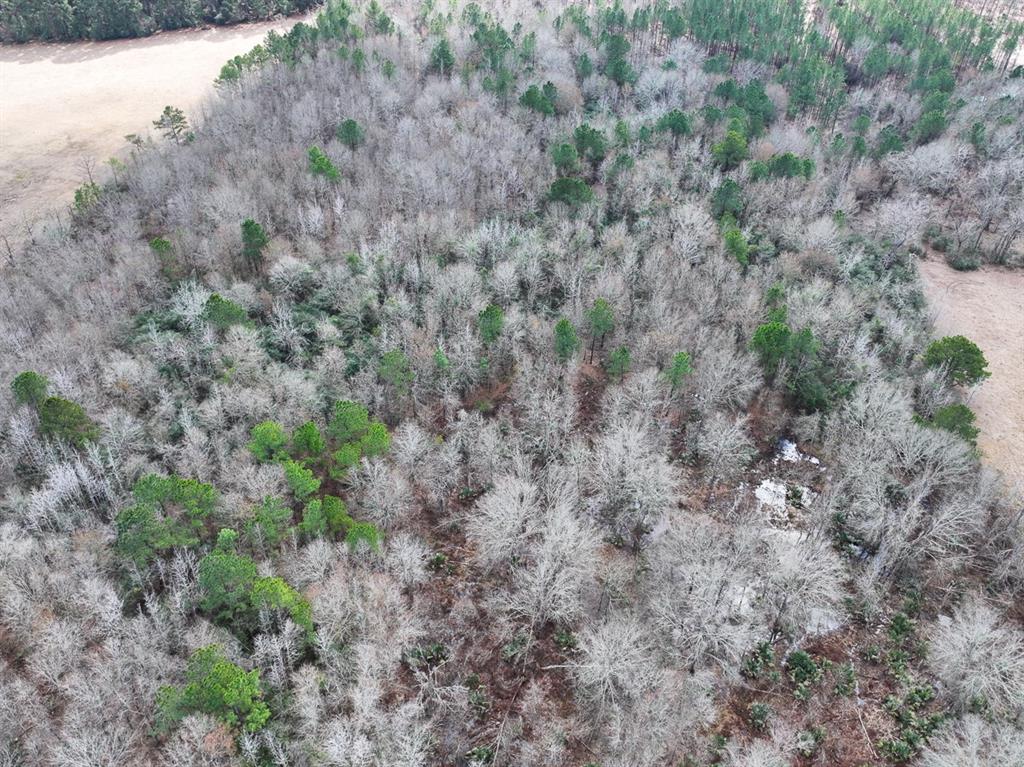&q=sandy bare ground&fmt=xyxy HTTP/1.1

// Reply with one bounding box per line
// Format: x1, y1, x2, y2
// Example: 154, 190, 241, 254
0, 14, 314, 241
918, 257, 1024, 484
